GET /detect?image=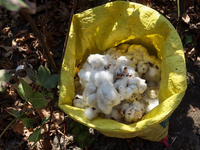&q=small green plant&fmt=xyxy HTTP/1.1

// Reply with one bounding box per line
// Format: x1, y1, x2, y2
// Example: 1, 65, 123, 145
70, 122, 93, 148
0, 65, 60, 146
